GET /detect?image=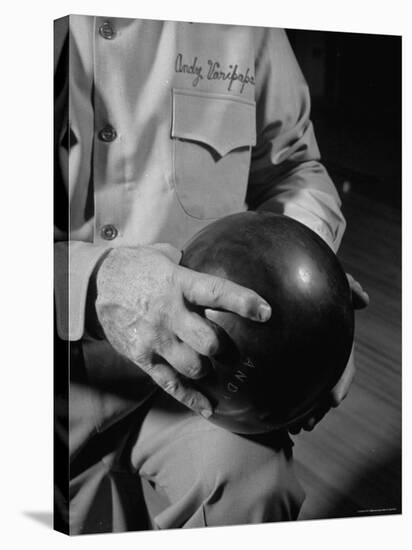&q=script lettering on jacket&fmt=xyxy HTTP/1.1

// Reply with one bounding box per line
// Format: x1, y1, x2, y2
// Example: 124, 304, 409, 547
174, 53, 255, 94
174, 53, 203, 87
